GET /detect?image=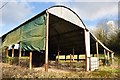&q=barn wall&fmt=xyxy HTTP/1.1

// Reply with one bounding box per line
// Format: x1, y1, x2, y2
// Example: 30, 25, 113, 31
2, 14, 46, 51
